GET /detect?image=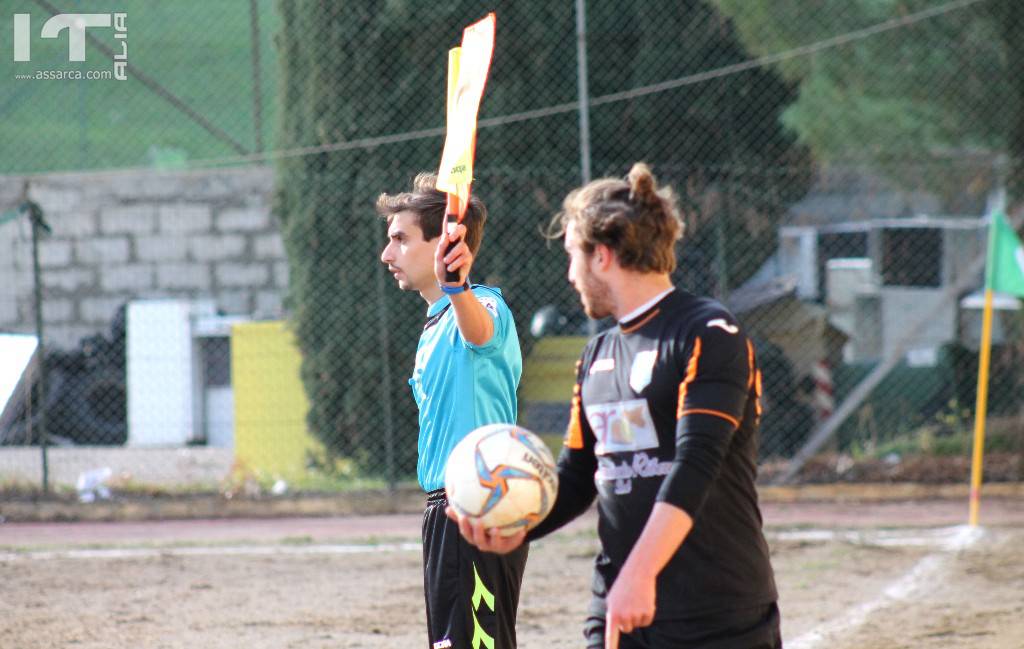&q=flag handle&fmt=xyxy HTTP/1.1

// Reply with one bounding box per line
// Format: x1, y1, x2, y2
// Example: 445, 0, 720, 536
444, 194, 462, 283
968, 288, 994, 527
